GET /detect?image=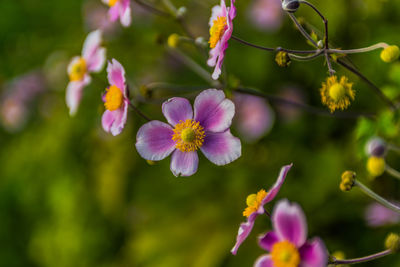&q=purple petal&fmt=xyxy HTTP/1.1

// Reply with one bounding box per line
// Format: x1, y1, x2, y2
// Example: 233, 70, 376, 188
104, 100, 128, 136
108, 4, 120, 22
170, 150, 199, 177
82, 30, 102, 62
299, 238, 328, 267
102, 110, 114, 133
194, 89, 235, 132
119, 0, 131, 27
261, 164, 293, 205
258, 231, 279, 252
272, 199, 307, 247
200, 130, 241, 166
136, 120, 176, 161
162, 97, 193, 126
254, 255, 273, 267
231, 220, 255, 255
107, 59, 126, 90
65, 75, 91, 116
